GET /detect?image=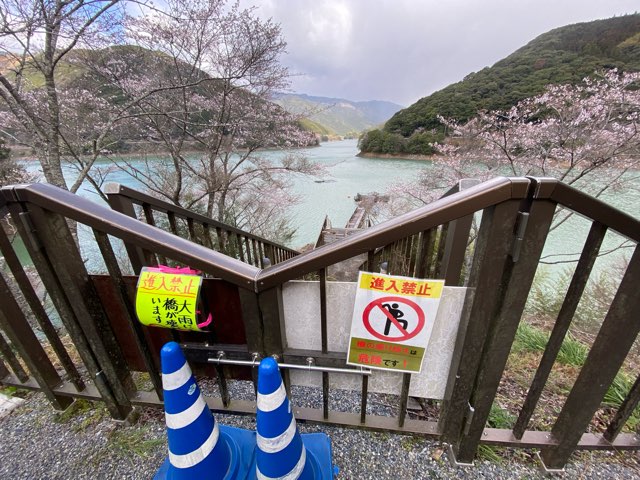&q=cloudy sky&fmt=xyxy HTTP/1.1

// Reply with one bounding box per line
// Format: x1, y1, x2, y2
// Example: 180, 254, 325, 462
243, 0, 639, 106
